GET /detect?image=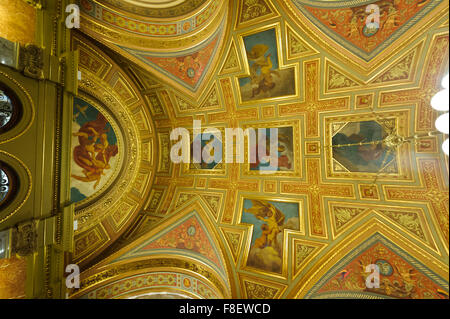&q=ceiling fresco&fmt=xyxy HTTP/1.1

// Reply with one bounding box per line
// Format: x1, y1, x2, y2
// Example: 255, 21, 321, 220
76, 0, 229, 96
289, 0, 441, 60
71, 0, 449, 299
70, 97, 122, 204
123, 24, 224, 91
303, 233, 448, 299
